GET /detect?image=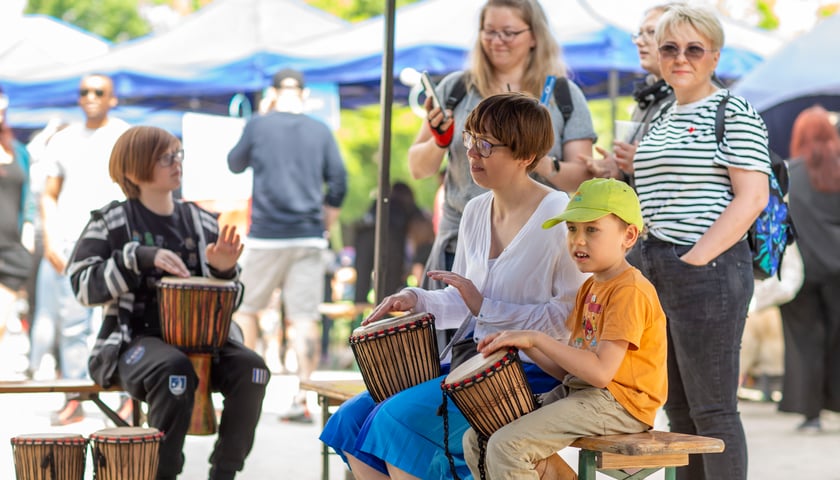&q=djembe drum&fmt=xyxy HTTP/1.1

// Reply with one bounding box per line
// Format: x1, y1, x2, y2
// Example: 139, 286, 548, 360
157, 276, 237, 435
10, 433, 87, 480
89, 427, 163, 480
349, 312, 440, 402
441, 347, 537, 438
